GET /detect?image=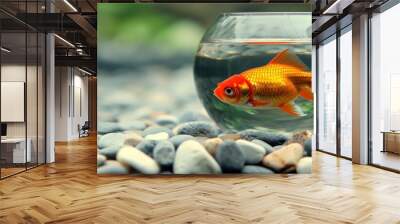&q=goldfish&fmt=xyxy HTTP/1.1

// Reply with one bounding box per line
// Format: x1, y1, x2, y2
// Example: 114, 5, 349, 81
213, 49, 313, 117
